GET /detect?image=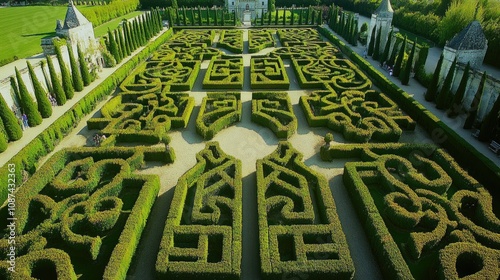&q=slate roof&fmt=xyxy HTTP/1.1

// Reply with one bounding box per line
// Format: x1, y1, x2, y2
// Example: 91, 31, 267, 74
375, 0, 394, 17
446, 21, 487, 50
63, 0, 91, 29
